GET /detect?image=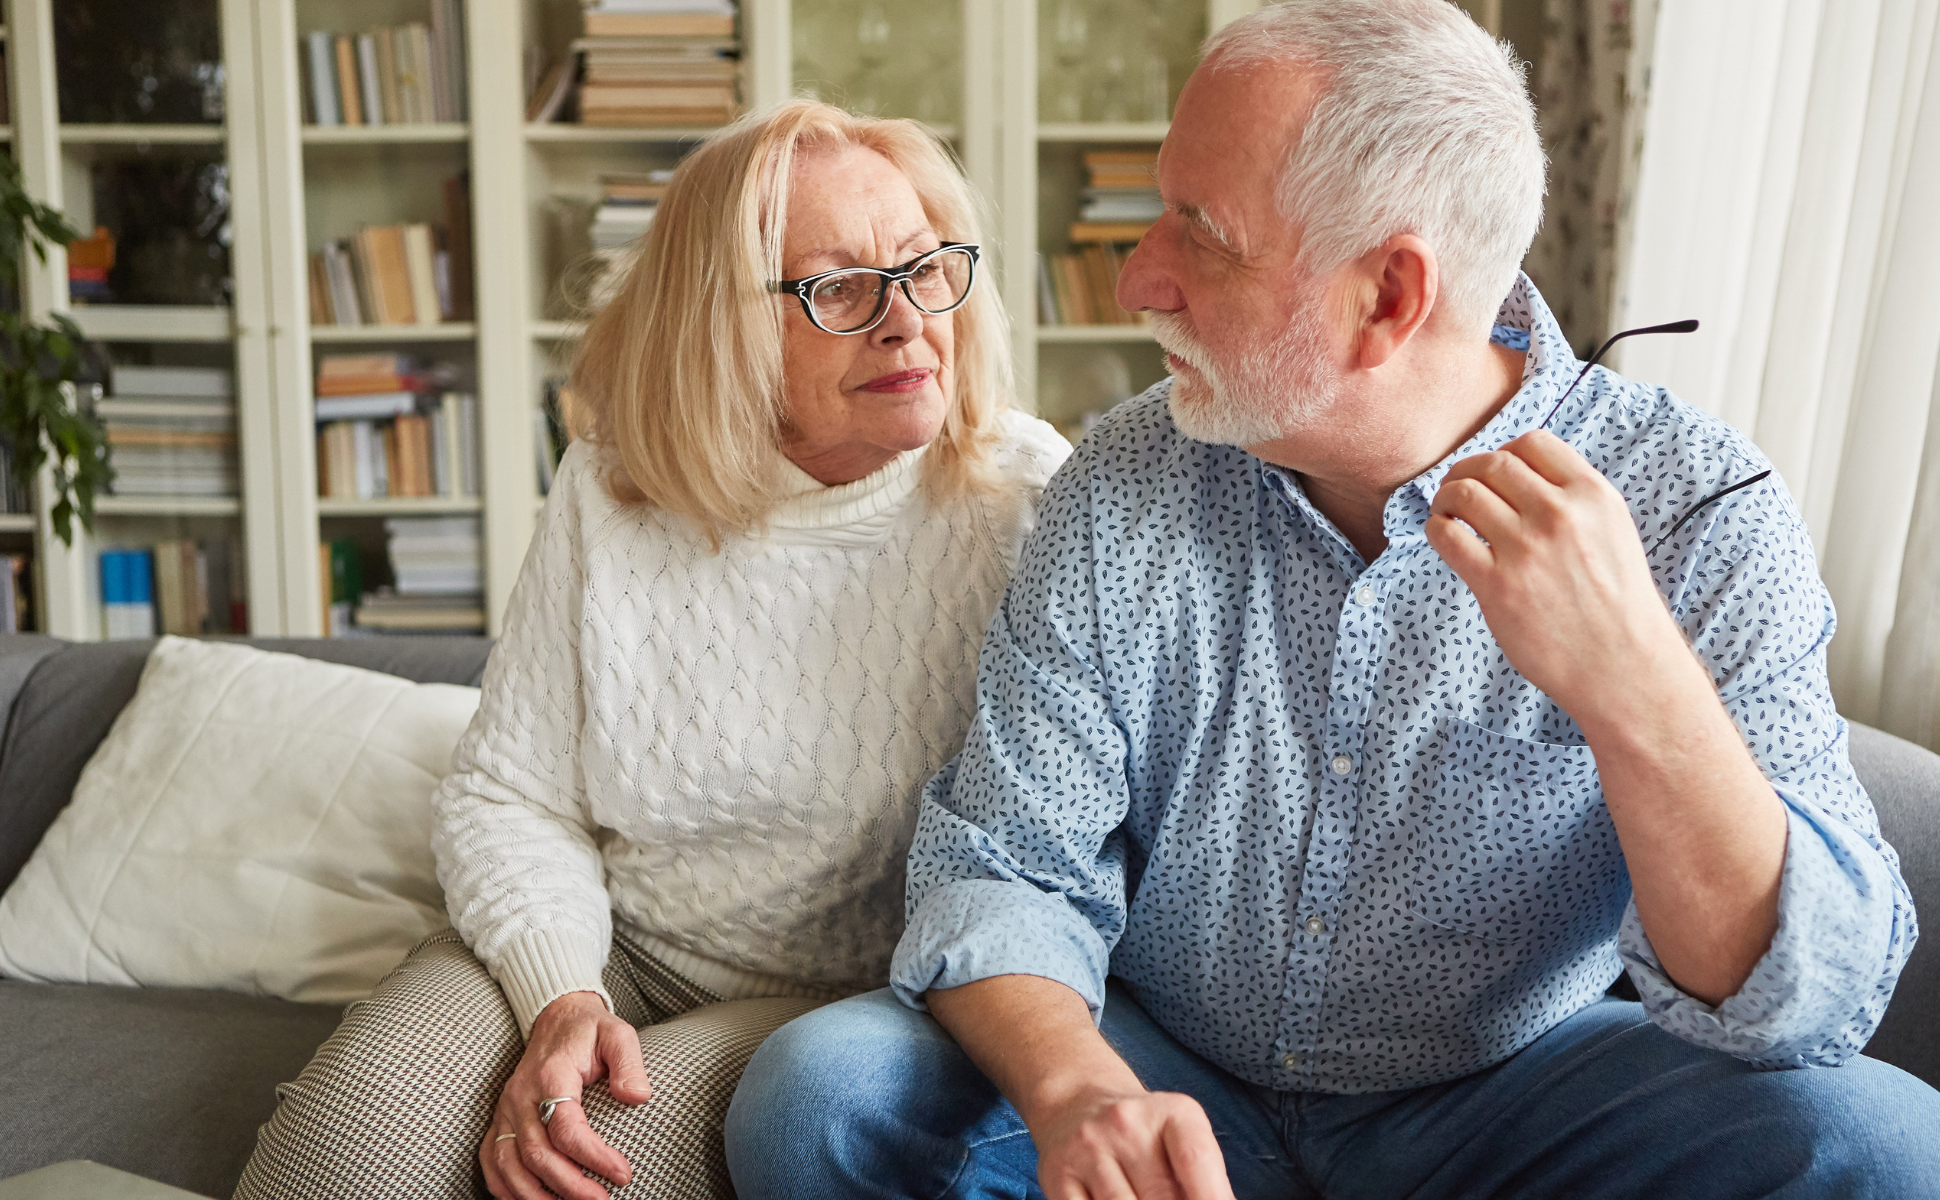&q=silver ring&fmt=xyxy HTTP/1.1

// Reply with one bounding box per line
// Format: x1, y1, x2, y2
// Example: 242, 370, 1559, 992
538, 1096, 576, 1126
494, 1132, 516, 1144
